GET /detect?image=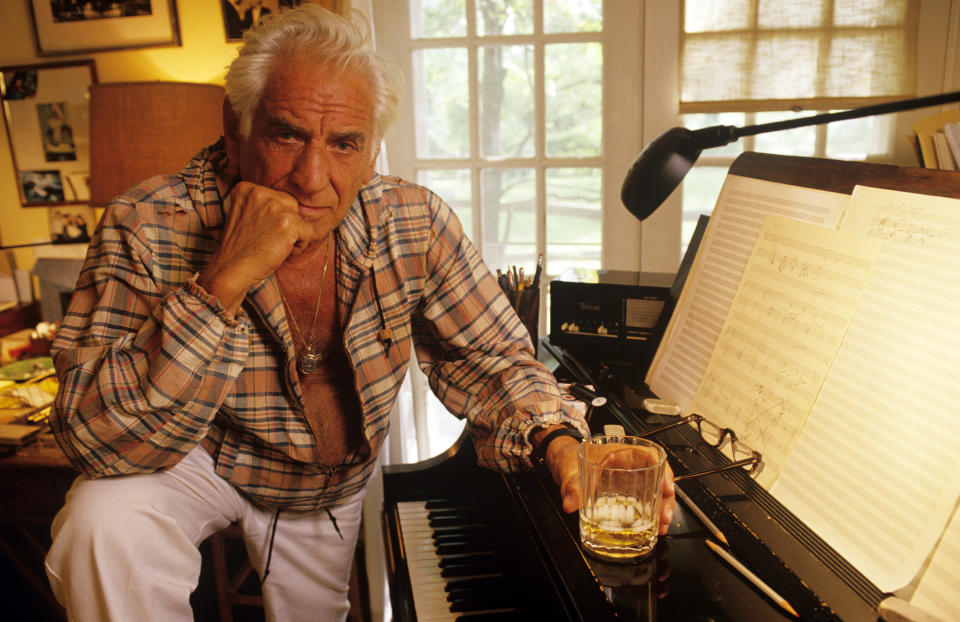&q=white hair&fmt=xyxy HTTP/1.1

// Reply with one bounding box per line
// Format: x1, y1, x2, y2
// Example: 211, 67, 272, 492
224, 5, 402, 141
